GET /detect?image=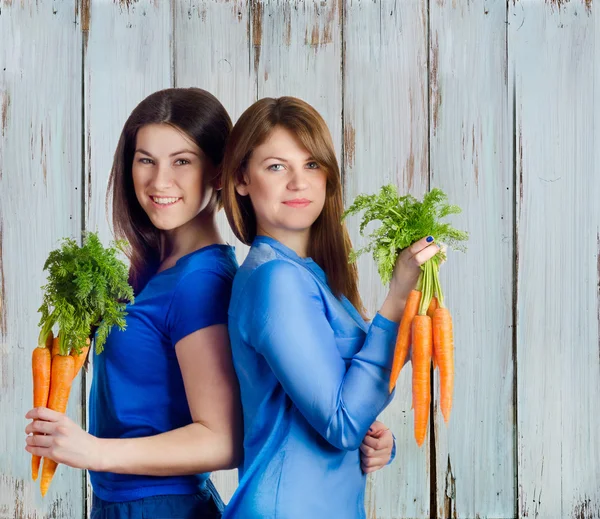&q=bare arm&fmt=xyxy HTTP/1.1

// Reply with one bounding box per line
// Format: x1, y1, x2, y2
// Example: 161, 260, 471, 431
26, 324, 243, 476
